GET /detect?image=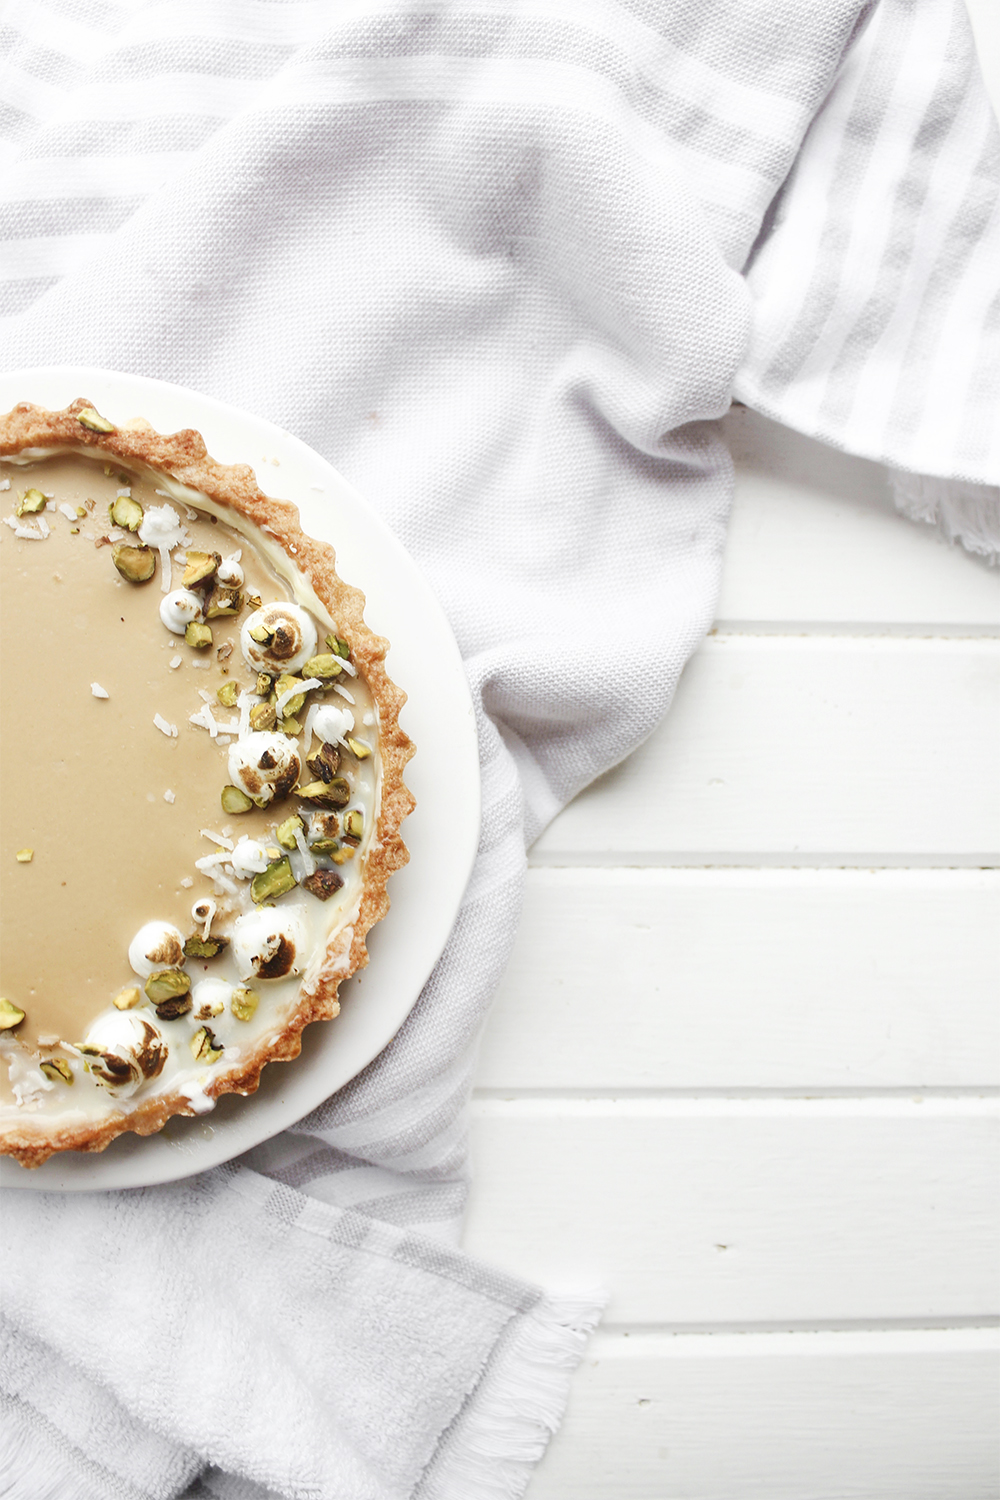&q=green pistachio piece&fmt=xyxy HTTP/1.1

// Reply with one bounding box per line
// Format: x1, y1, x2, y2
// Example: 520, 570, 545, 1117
182, 550, 220, 588
276, 814, 304, 850
145, 968, 191, 1007
112, 542, 156, 583
345, 736, 371, 760
307, 837, 340, 856
0, 998, 25, 1030
217, 681, 239, 708
275, 674, 307, 718
325, 635, 351, 659
302, 869, 345, 902
280, 716, 302, 736
305, 743, 340, 783
255, 672, 272, 695
113, 986, 142, 1011
221, 784, 253, 815
205, 585, 243, 618
230, 987, 259, 1022
183, 934, 229, 960
40, 1058, 73, 1084
331, 847, 355, 865
251, 857, 297, 905
302, 653, 342, 681
344, 809, 364, 841
15, 848, 33, 863
190, 1026, 224, 1064
248, 622, 274, 644
185, 621, 213, 650
16, 488, 47, 517
109, 494, 143, 531
78, 406, 116, 433
297, 777, 350, 808
249, 701, 277, 732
